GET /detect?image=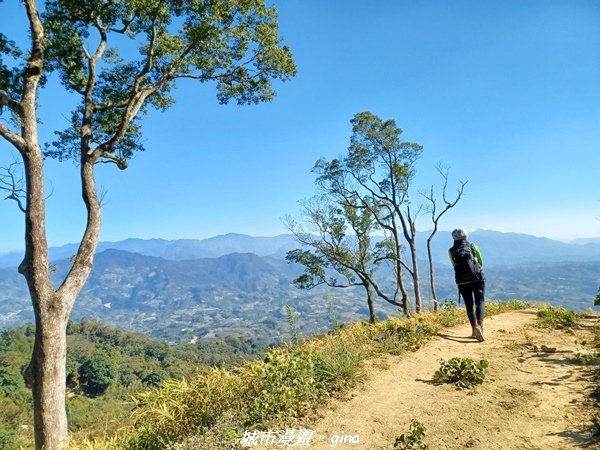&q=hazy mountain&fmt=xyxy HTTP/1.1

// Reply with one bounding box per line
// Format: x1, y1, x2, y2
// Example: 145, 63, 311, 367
570, 237, 600, 246
422, 230, 600, 266
1, 242, 598, 342
0, 249, 369, 342
0, 233, 298, 268
1, 230, 599, 269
